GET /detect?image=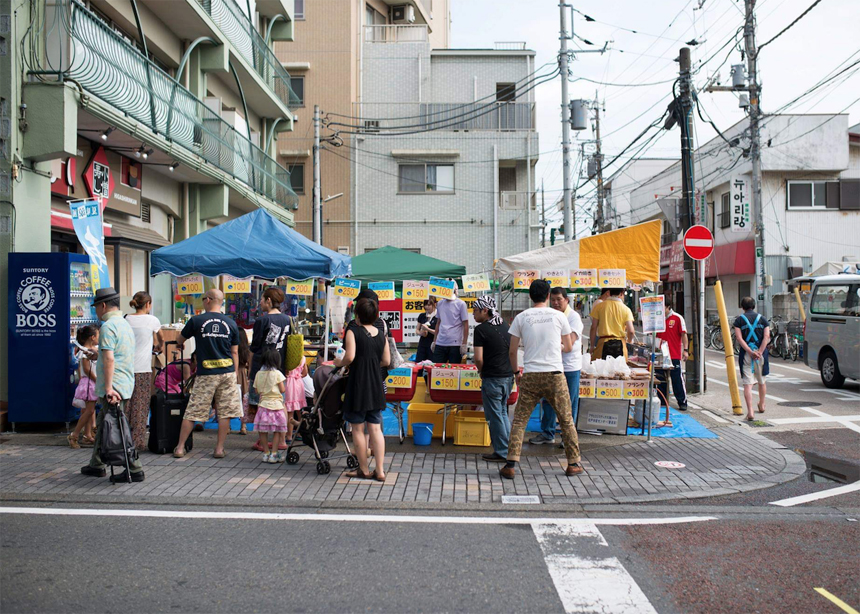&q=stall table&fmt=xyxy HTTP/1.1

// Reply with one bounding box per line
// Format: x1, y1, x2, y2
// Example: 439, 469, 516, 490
385, 364, 422, 443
